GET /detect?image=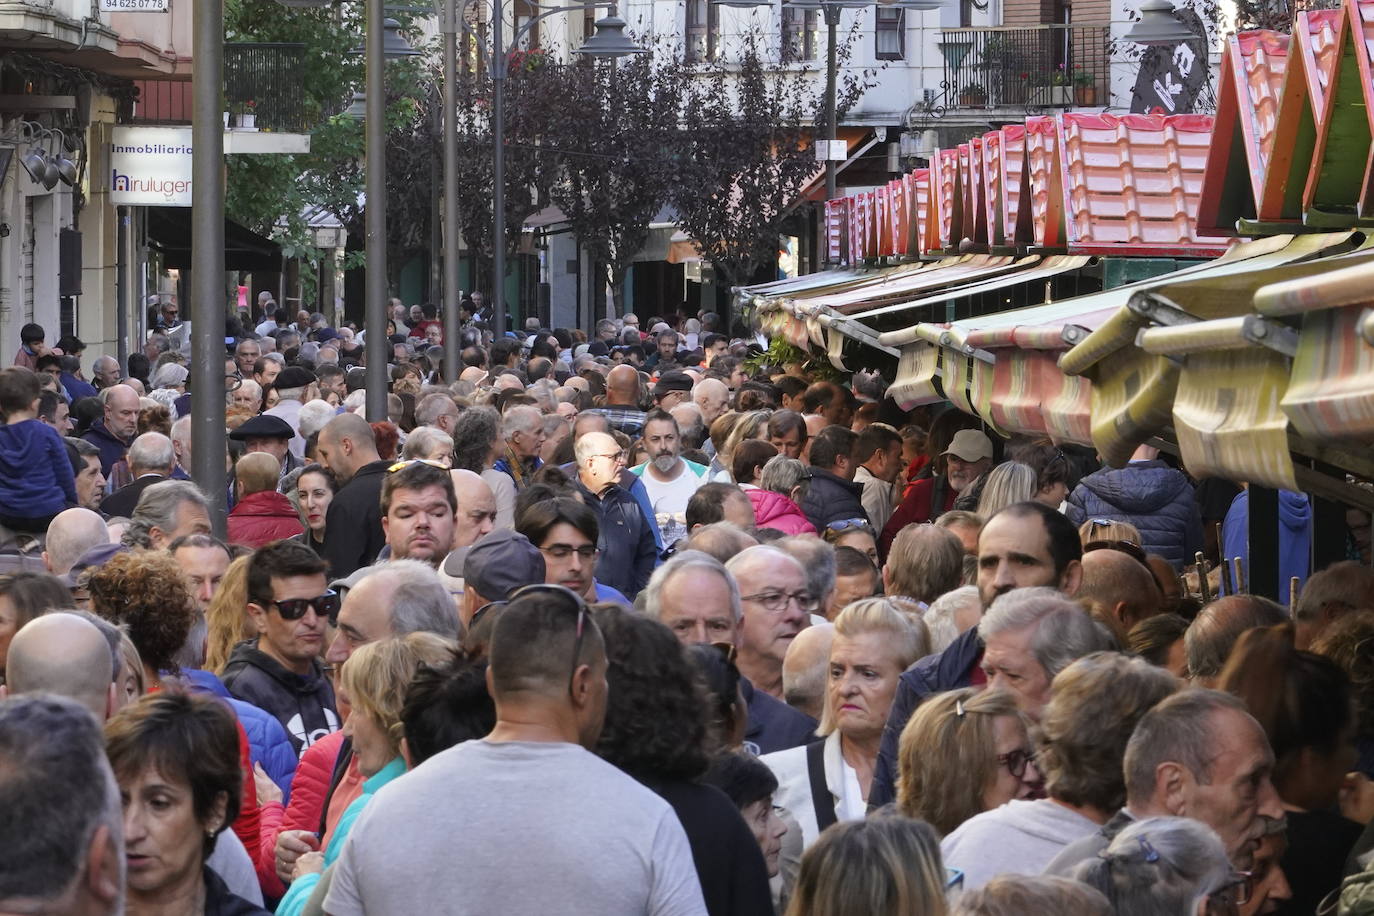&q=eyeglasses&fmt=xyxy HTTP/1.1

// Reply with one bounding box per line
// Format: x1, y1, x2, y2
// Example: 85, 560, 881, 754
741, 589, 818, 613
997, 747, 1036, 781
226, 373, 243, 392
508, 583, 589, 696
1209, 872, 1254, 909
945, 867, 964, 890
710, 641, 738, 665
540, 544, 598, 560
387, 458, 449, 473
268, 590, 340, 624
590, 451, 626, 464
826, 518, 870, 533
